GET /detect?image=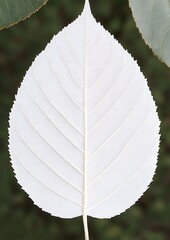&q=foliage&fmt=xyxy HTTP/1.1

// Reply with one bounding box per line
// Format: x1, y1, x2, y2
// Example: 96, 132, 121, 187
0, 0, 48, 30
0, 0, 170, 239
129, 0, 170, 67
